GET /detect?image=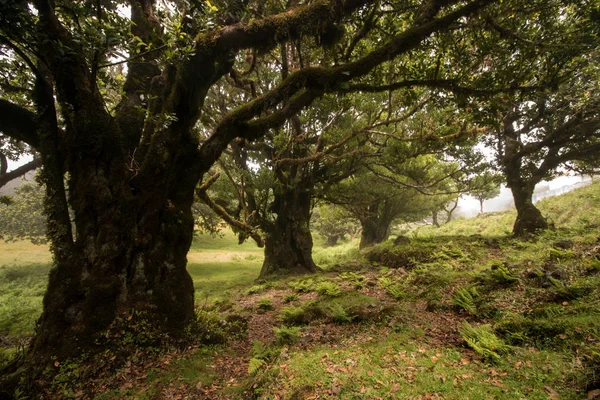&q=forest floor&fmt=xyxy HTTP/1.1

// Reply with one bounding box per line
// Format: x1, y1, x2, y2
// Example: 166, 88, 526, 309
2, 183, 600, 399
